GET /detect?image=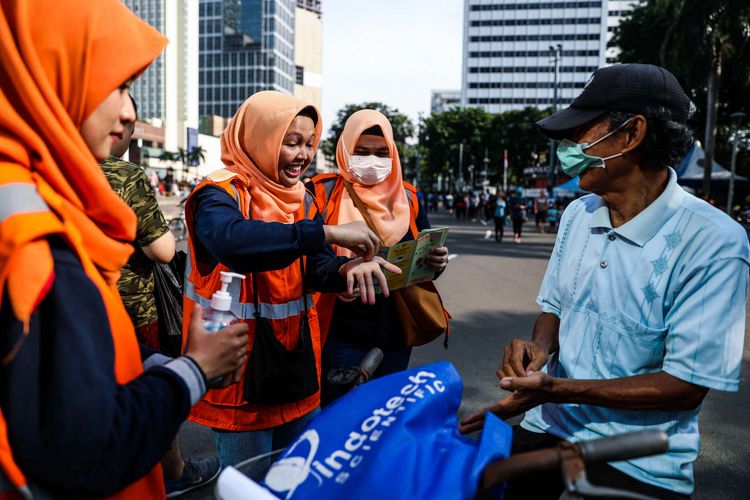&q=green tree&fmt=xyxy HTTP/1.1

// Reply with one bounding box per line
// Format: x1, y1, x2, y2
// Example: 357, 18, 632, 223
188, 145, 207, 167
488, 107, 551, 186
322, 103, 415, 160
611, 0, 750, 193
418, 106, 550, 191
175, 147, 189, 167
158, 150, 177, 164
419, 107, 492, 190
